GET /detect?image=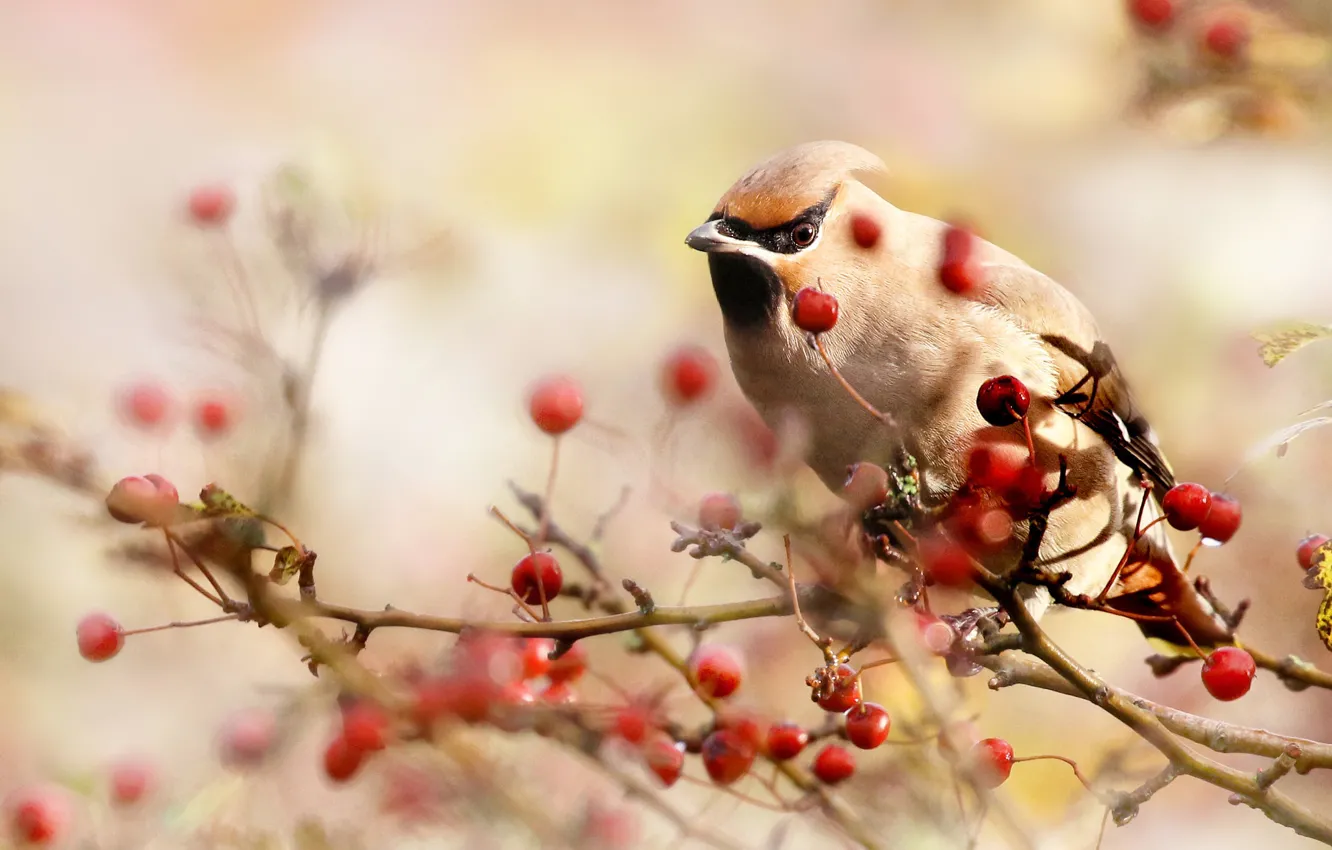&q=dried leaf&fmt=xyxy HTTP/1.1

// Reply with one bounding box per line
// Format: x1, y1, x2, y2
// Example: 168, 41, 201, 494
269, 546, 313, 586
199, 483, 256, 518
1252, 322, 1332, 367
